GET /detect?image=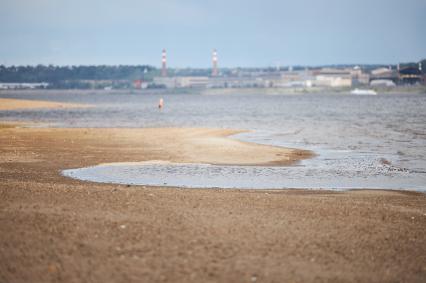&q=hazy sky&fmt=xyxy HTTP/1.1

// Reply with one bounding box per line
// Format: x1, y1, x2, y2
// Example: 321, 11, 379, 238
1, 0, 425, 67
